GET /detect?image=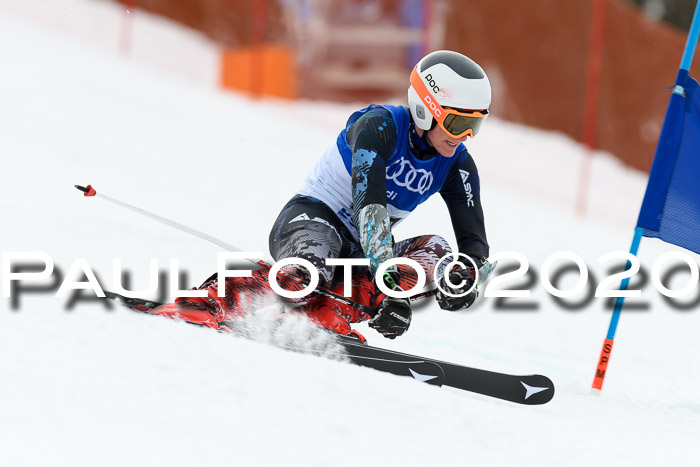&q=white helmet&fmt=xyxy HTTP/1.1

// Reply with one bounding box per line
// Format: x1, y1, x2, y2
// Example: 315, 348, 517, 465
408, 50, 491, 137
